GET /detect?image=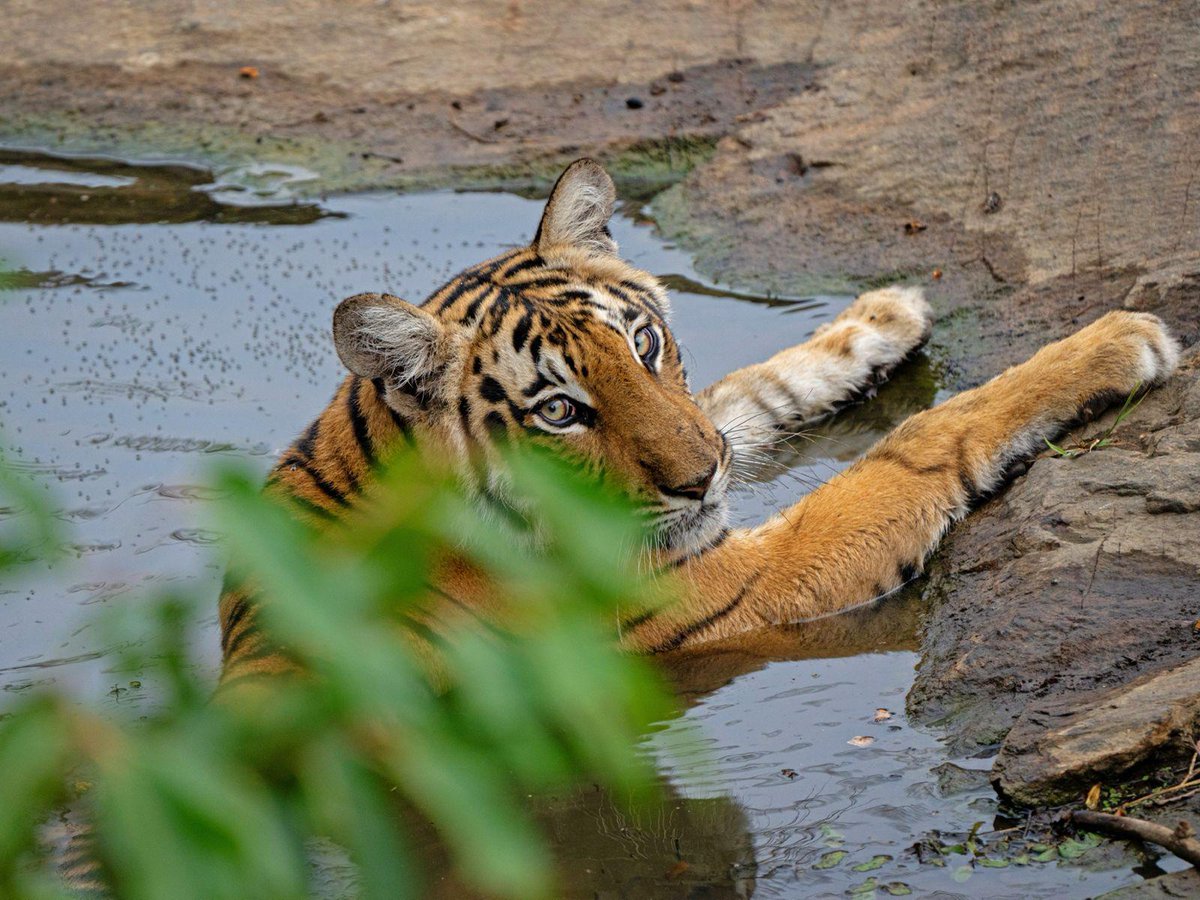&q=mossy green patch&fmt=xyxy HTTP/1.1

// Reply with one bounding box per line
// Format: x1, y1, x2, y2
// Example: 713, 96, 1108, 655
0, 113, 714, 199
